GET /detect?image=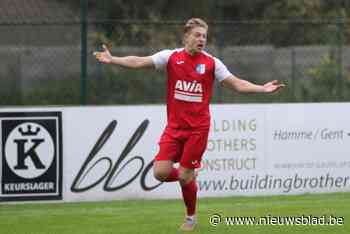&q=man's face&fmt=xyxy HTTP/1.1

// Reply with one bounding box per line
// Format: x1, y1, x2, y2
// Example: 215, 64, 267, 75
184, 26, 207, 54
